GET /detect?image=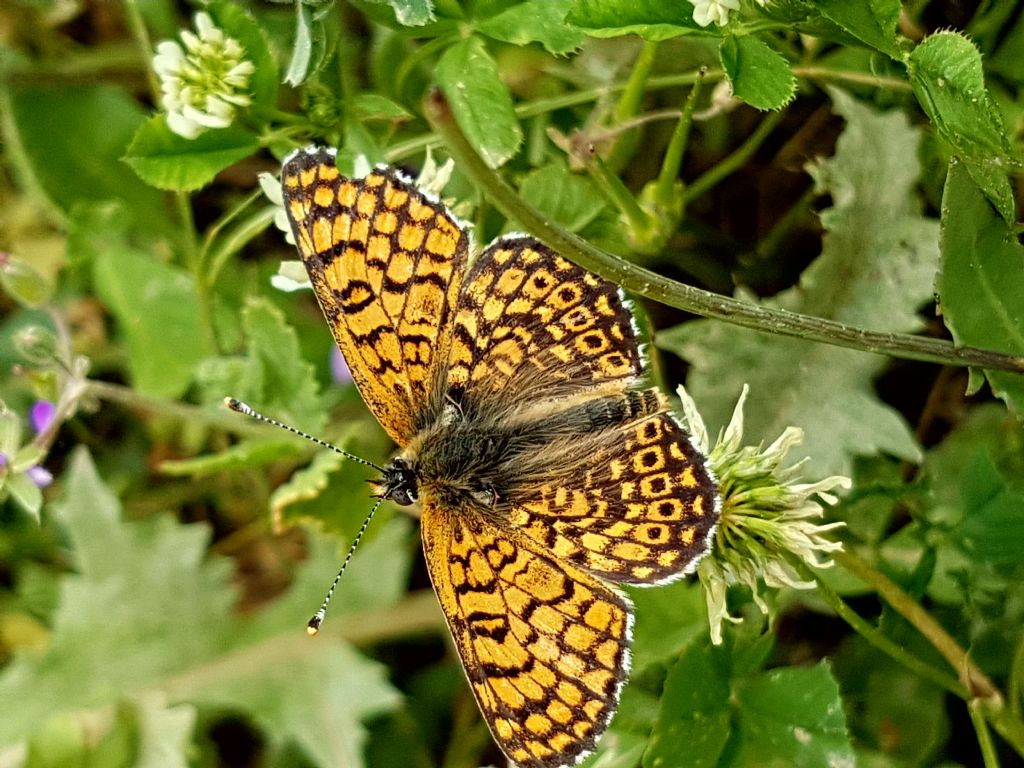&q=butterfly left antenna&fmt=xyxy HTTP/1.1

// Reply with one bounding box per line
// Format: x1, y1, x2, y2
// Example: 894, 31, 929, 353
224, 397, 389, 635
223, 398, 386, 472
